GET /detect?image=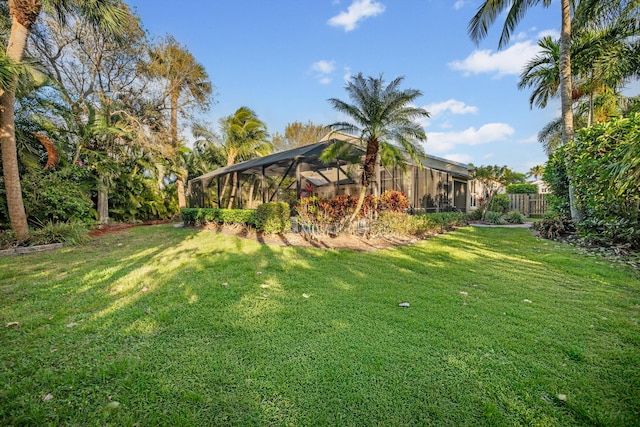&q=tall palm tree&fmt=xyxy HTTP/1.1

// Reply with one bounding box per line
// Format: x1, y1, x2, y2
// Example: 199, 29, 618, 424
469, 0, 578, 221
327, 73, 429, 226
1, 0, 130, 239
528, 164, 545, 180
146, 37, 212, 209
518, 36, 562, 110
215, 107, 271, 209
